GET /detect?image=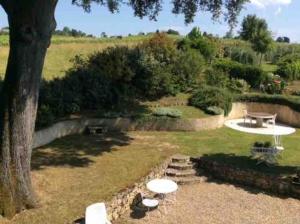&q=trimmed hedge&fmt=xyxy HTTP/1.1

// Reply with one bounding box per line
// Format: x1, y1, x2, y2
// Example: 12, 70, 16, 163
213, 59, 266, 88
153, 107, 182, 118
236, 93, 300, 113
